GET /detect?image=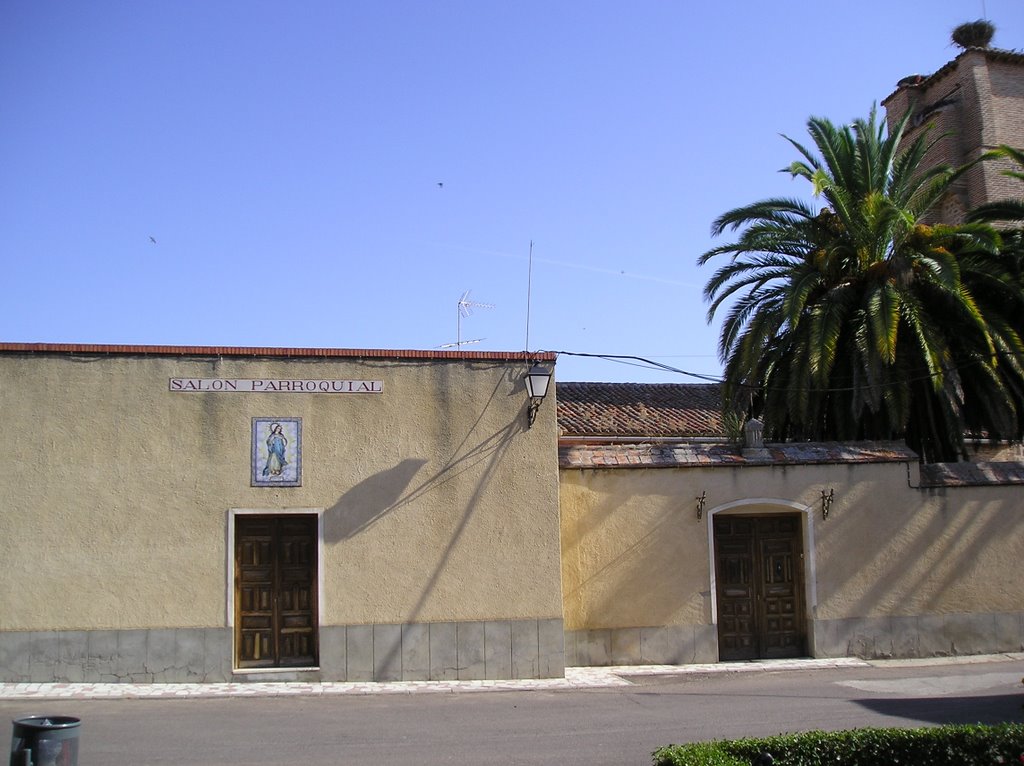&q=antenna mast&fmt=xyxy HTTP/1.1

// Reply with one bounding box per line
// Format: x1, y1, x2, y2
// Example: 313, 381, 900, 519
525, 240, 534, 352
457, 290, 494, 346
